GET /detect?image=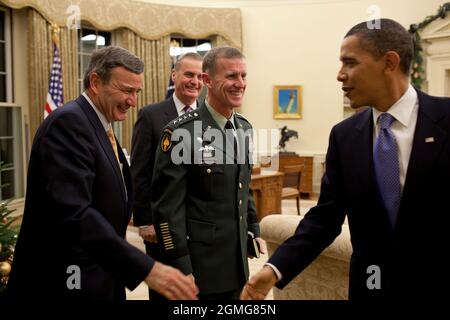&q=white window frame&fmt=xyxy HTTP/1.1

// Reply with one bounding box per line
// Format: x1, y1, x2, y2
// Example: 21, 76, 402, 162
0, 8, 25, 208
78, 27, 111, 94
0, 6, 13, 102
